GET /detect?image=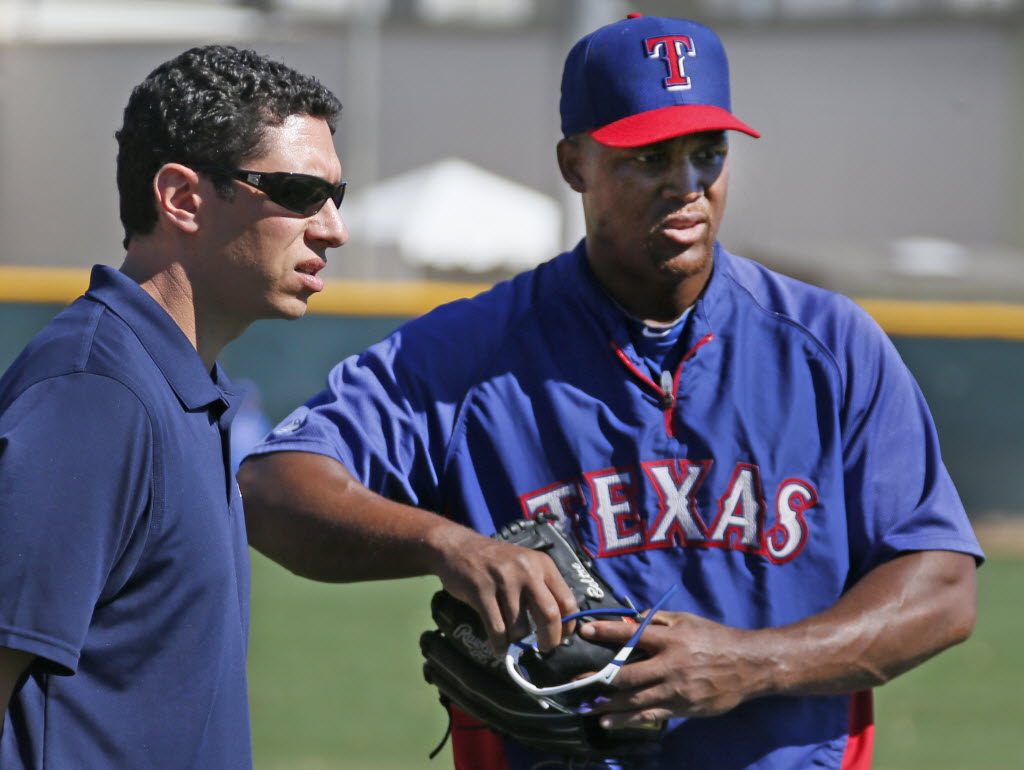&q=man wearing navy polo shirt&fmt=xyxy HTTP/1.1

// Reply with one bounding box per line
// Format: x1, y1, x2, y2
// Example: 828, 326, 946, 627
0, 46, 347, 767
